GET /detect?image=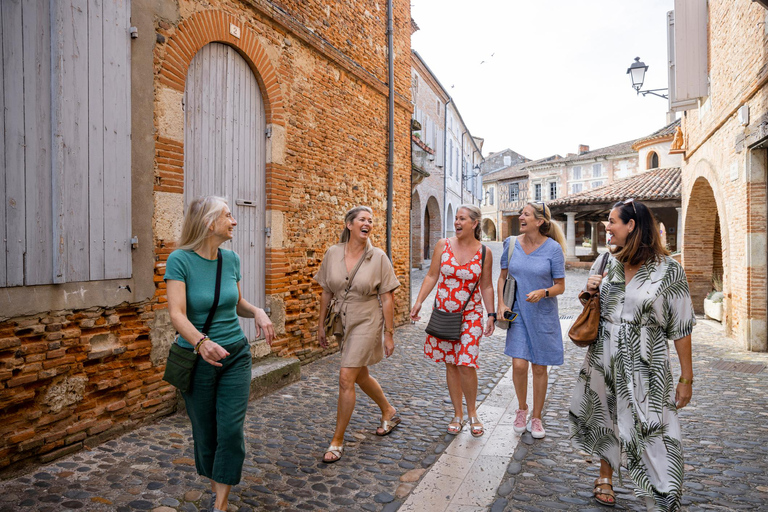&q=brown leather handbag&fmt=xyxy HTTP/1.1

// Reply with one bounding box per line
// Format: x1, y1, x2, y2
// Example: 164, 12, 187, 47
568, 253, 609, 347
